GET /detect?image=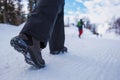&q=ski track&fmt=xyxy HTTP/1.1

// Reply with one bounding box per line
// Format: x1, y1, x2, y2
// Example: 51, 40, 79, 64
0, 25, 120, 80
